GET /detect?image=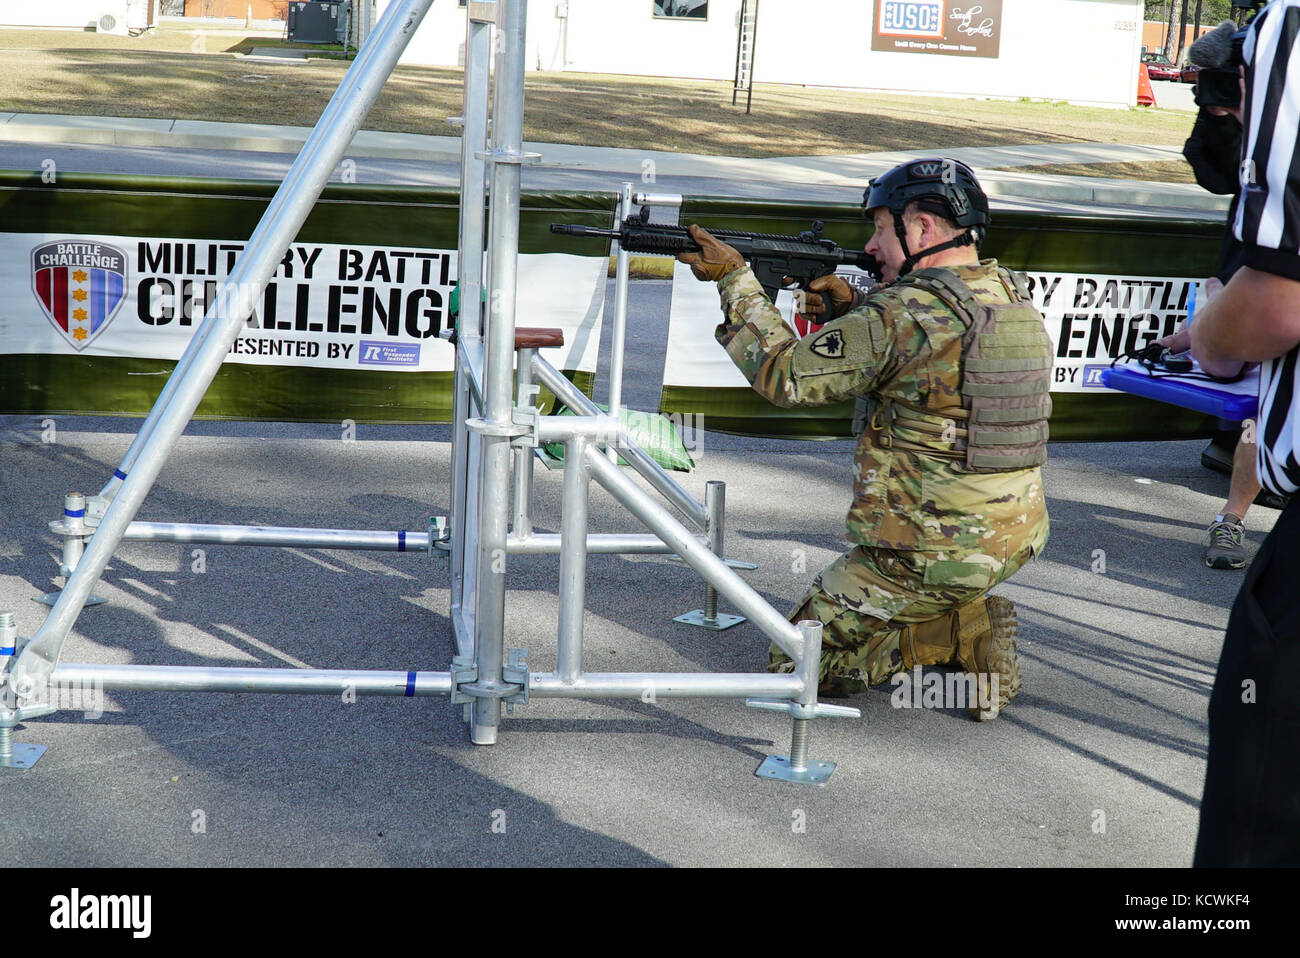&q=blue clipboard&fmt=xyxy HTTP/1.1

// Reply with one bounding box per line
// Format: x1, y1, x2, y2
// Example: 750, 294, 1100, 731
1100, 365, 1258, 421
